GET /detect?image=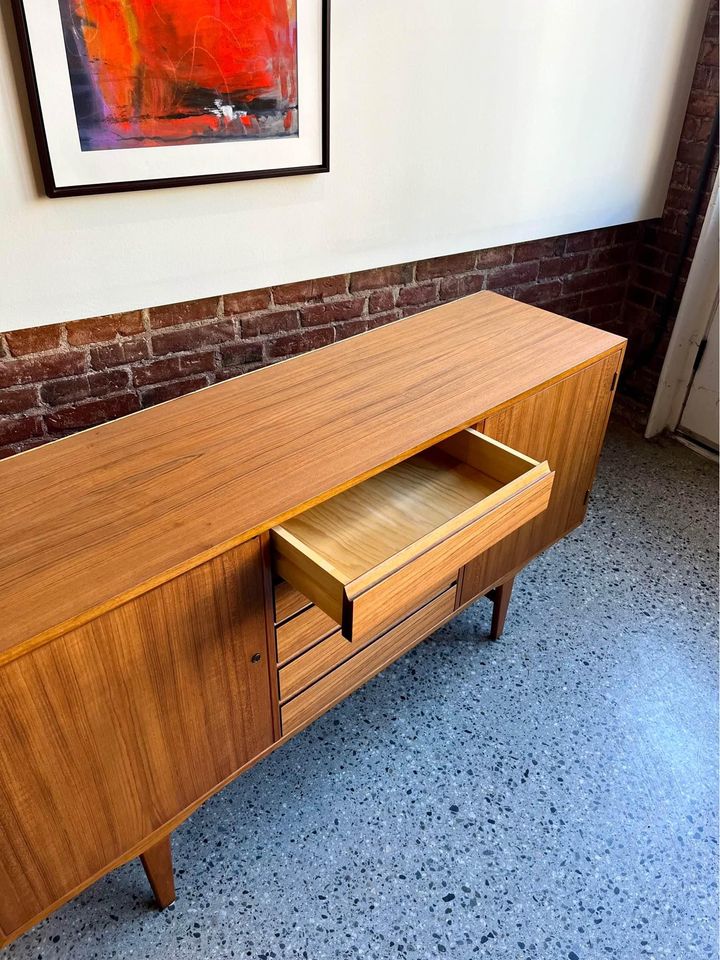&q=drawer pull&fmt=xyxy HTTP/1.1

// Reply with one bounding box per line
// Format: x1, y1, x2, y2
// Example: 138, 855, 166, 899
272, 429, 553, 645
